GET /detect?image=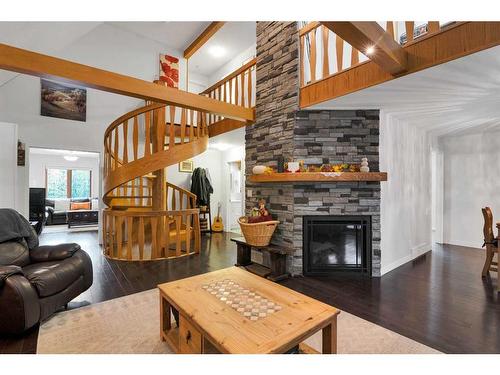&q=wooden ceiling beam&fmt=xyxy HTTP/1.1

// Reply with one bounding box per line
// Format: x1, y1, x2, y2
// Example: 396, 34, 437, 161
321, 21, 408, 75
0, 43, 253, 122
183, 22, 225, 59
